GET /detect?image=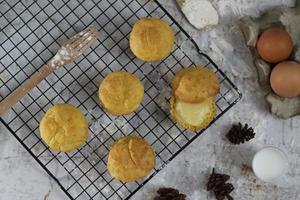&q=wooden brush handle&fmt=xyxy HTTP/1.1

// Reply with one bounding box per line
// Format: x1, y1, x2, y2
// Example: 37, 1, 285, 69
0, 64, 54, 116
176, 0, 186, 6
